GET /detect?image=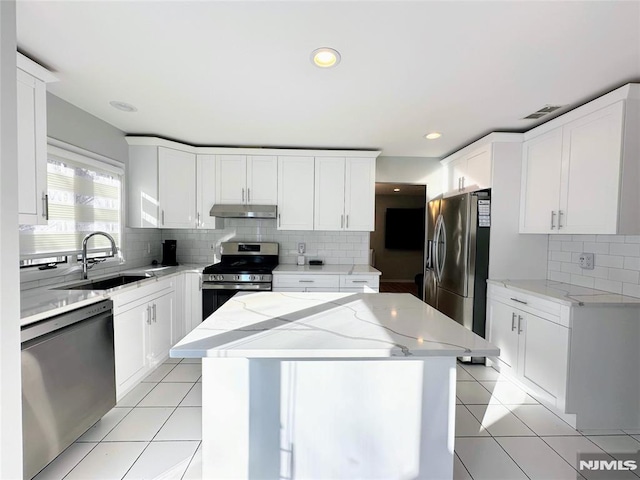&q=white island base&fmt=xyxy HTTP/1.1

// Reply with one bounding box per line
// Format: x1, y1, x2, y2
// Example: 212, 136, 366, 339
171, 292, 498, 480
203, 357, 456, 480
